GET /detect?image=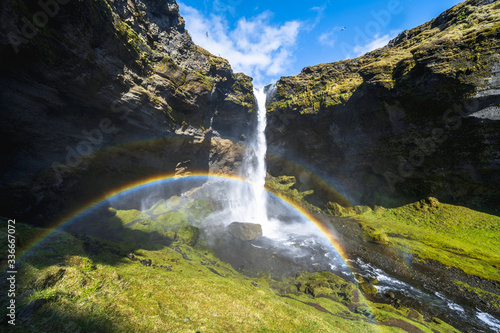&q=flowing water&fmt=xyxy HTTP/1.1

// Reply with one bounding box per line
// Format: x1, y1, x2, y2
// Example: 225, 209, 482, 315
352, 258, 500, 332
241, 87, 269, 224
